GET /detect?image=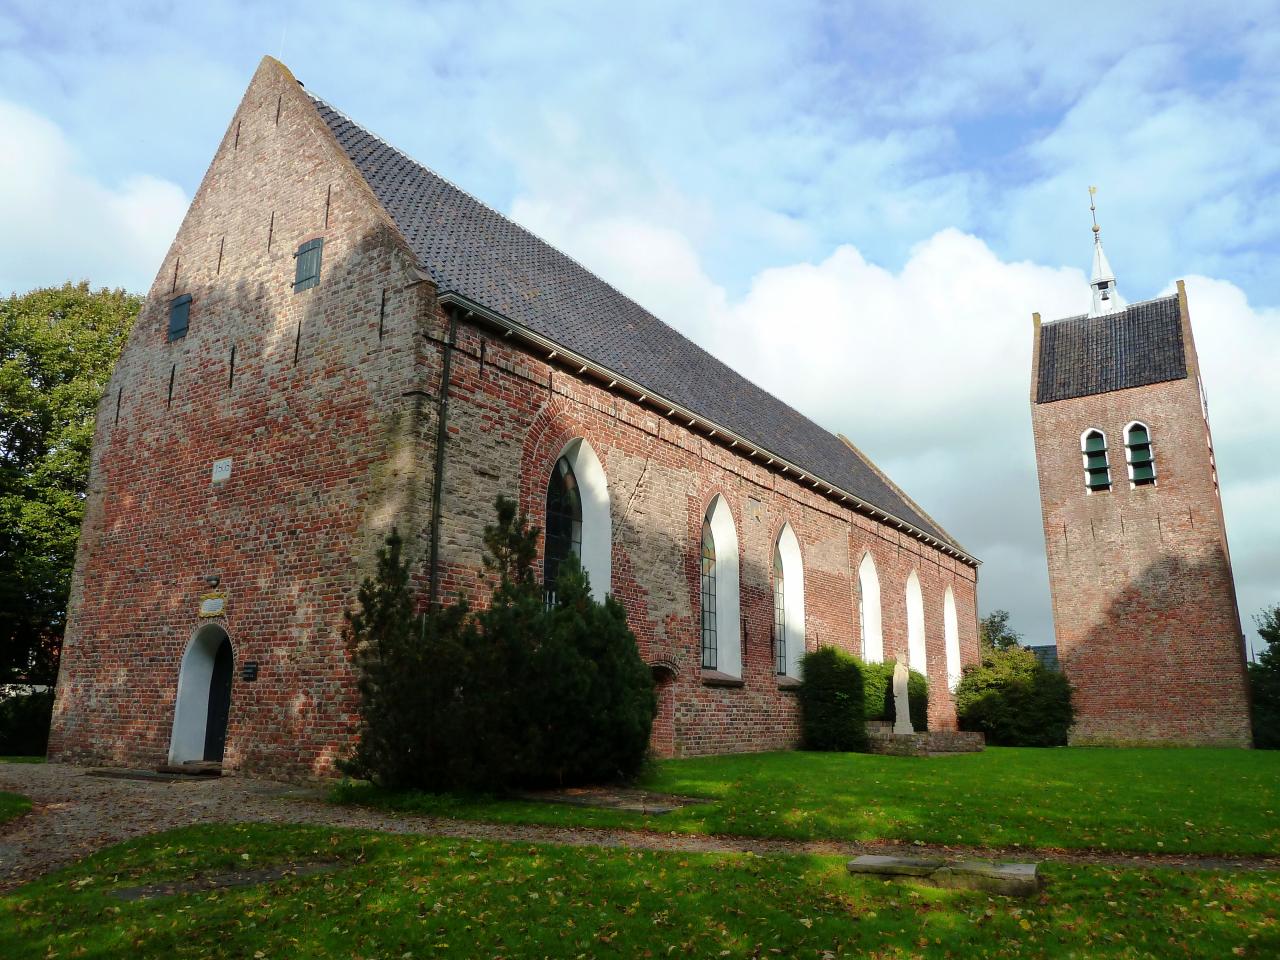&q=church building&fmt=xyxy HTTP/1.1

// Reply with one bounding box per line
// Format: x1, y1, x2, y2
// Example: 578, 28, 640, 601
1029, 198, 1251, 746
48, 58, 979, 779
